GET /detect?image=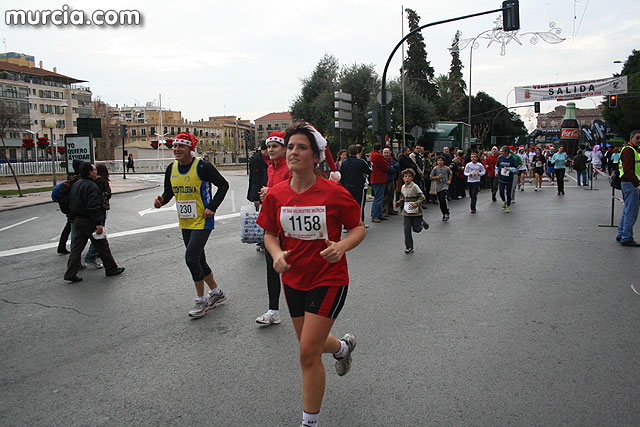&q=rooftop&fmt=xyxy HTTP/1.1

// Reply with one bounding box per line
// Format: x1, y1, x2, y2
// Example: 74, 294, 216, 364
255, 112, 292, 122
0, 61, 86, 84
